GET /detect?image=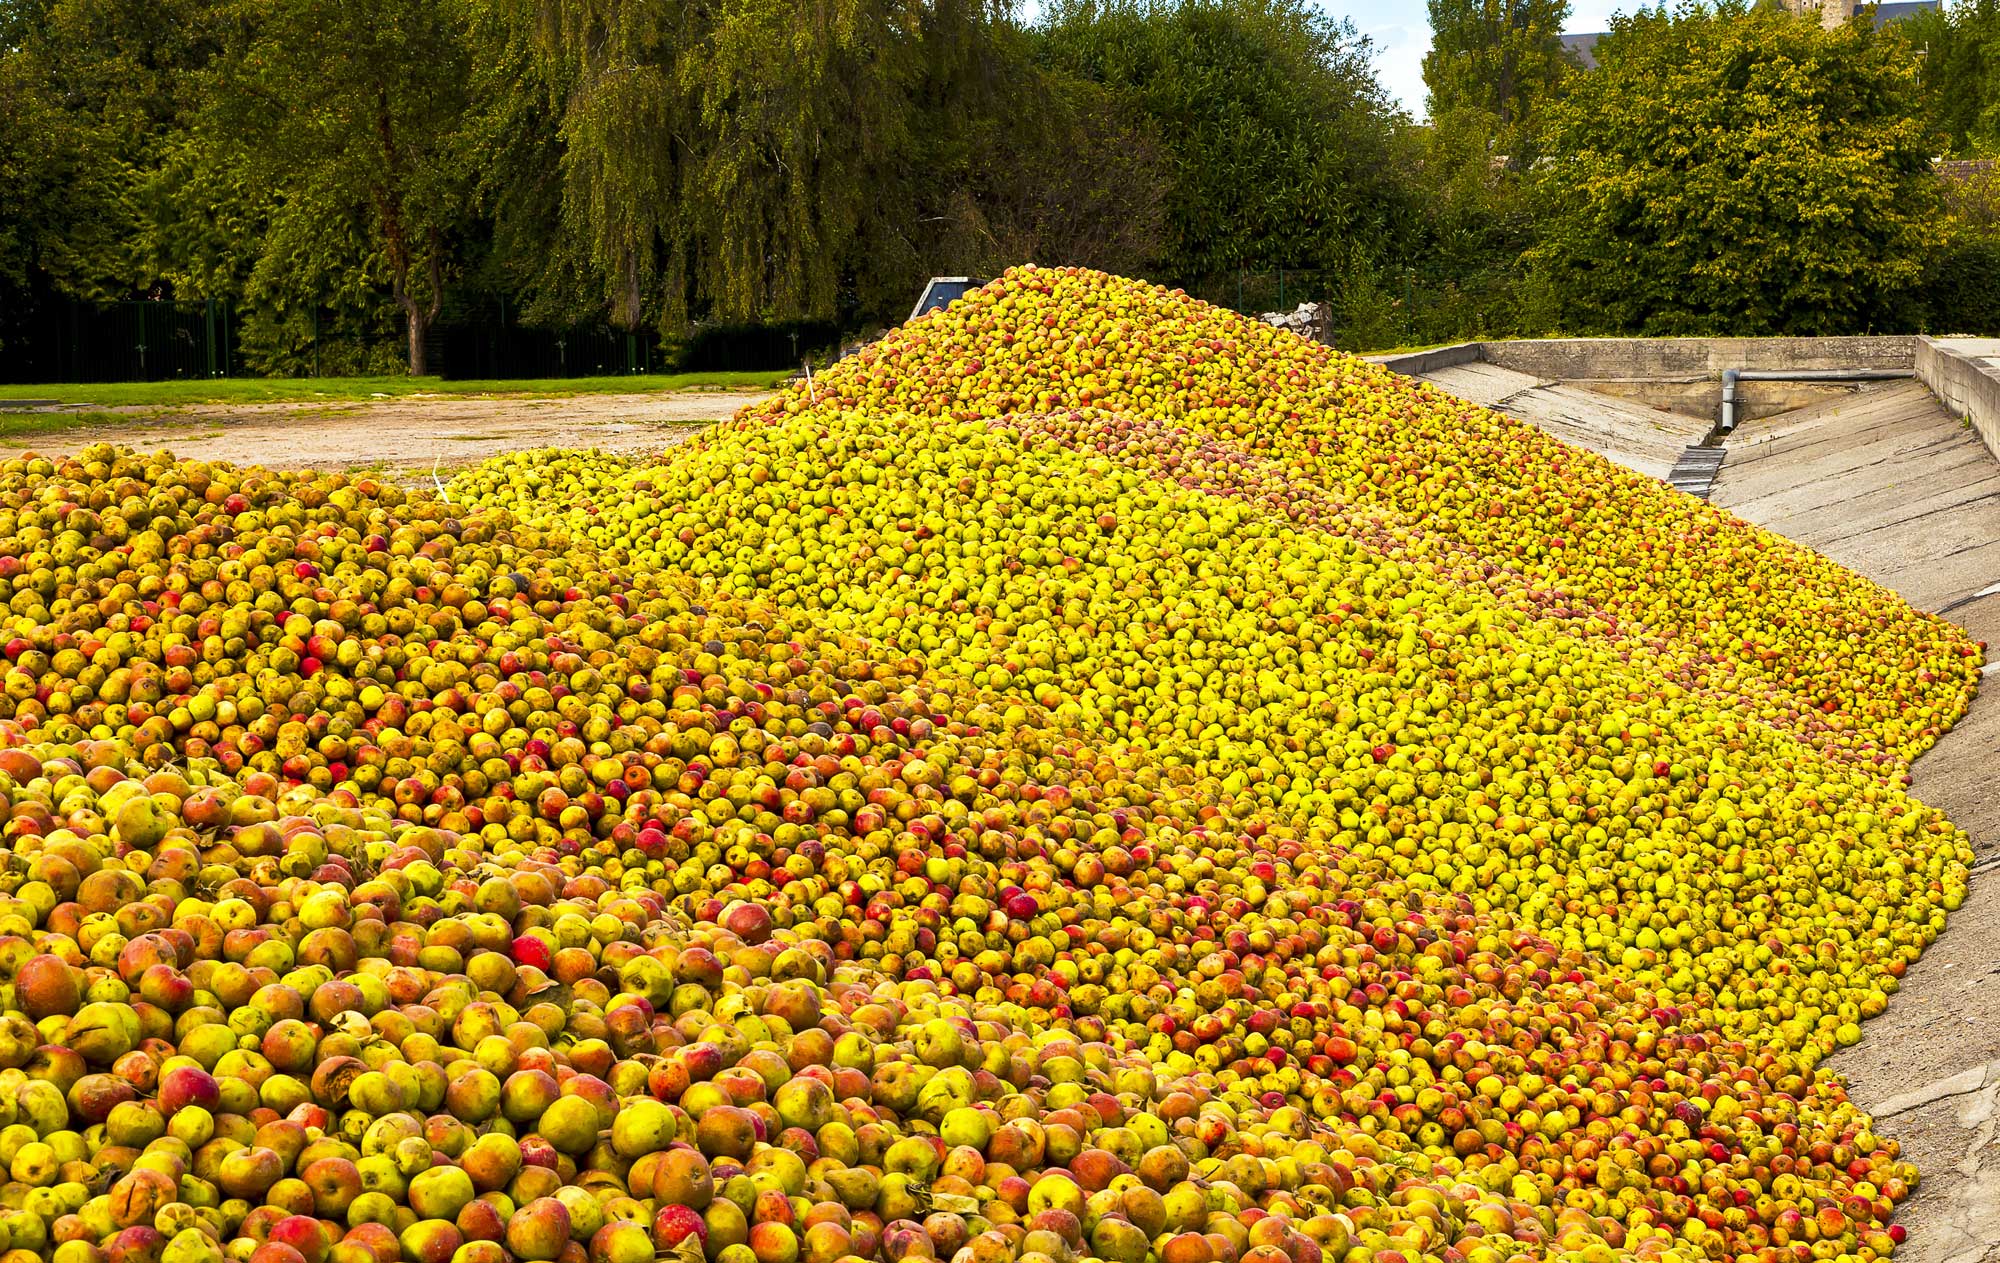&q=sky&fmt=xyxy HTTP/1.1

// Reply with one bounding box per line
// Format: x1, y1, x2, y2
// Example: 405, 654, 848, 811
1338, 0, 1623, 115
